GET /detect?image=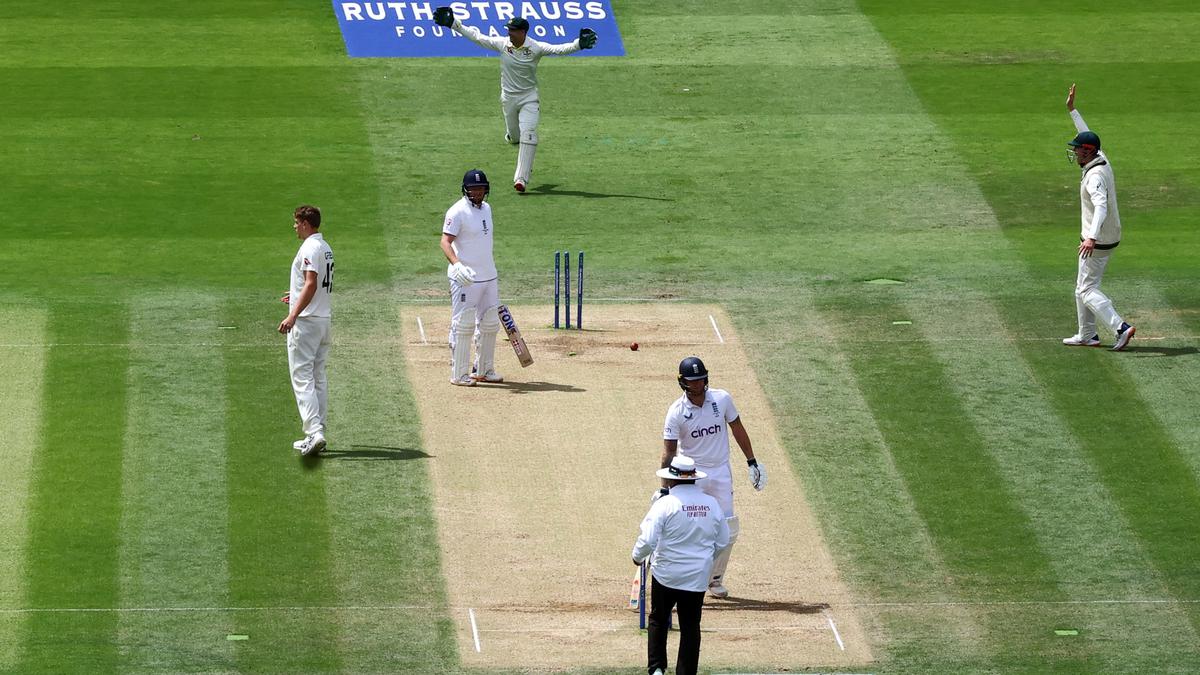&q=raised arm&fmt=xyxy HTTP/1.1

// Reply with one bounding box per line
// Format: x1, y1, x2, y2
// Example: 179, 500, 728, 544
434, 7, 507, 52
1067, 83, 1089, 132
